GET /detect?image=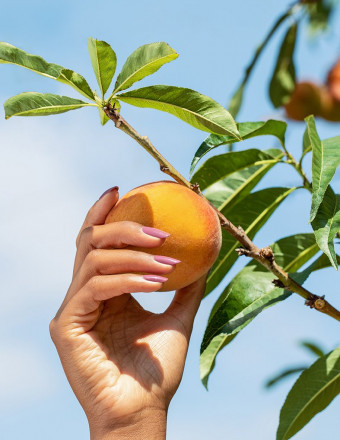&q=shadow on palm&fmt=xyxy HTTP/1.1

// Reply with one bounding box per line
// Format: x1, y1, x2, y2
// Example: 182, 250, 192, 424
90, 293, 189, 394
